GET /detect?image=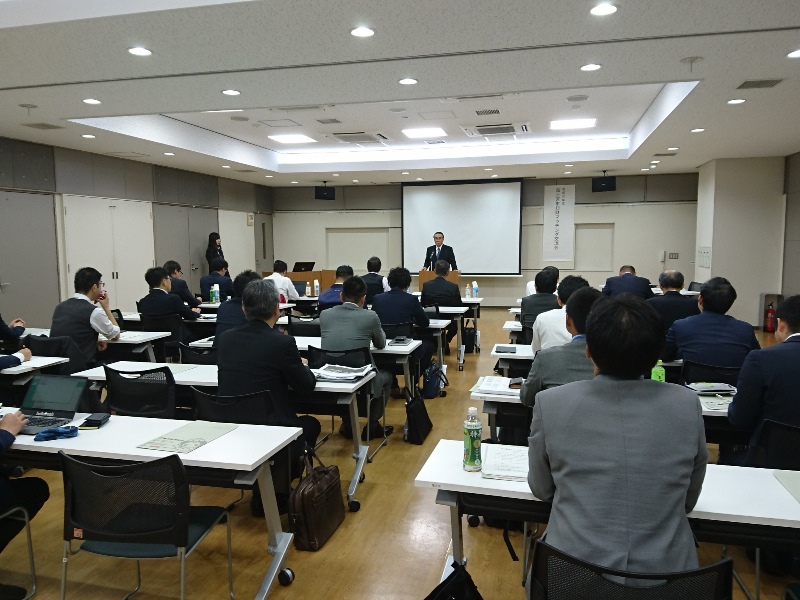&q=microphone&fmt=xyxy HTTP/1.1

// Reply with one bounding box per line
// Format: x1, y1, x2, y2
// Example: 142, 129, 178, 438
429, 249, 435, 270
